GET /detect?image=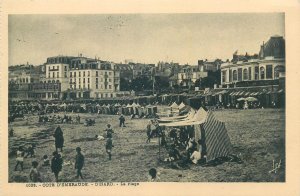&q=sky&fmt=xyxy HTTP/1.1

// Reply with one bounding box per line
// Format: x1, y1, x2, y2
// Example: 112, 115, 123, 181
9, 13, 284, 66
